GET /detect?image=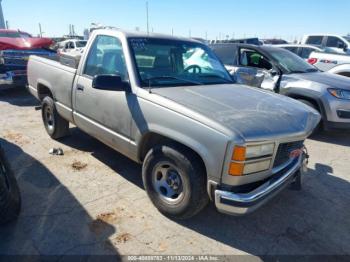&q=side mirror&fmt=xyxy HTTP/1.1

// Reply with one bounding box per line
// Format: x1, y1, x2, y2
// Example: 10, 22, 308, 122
344, 45, 348, 52
92, 74, 130, 92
